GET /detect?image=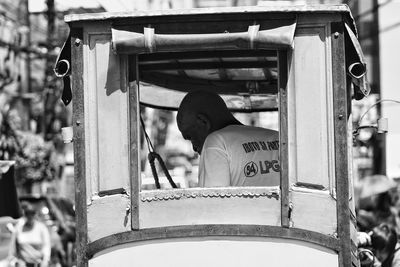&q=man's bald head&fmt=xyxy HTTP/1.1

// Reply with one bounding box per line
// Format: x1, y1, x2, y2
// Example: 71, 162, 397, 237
178, 91, 229, 122
177, 91, 240, 154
